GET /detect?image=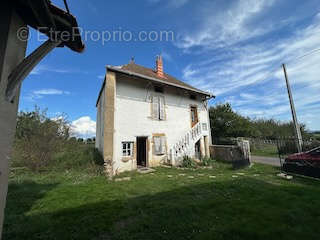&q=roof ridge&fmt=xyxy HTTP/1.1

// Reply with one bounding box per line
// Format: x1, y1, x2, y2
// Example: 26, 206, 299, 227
120, 62, 197, 89
105, 61, 213, 98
